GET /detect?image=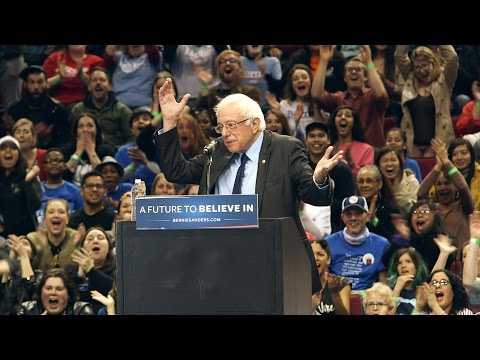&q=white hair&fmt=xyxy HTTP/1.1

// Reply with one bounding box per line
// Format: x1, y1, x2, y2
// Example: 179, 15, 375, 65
214, 93, 265, 131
